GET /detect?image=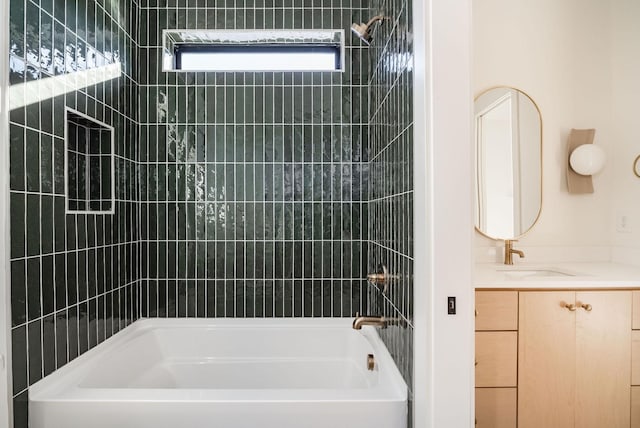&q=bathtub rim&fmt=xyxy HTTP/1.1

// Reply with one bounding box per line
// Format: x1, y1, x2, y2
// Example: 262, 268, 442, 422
30, 318, 408, 403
